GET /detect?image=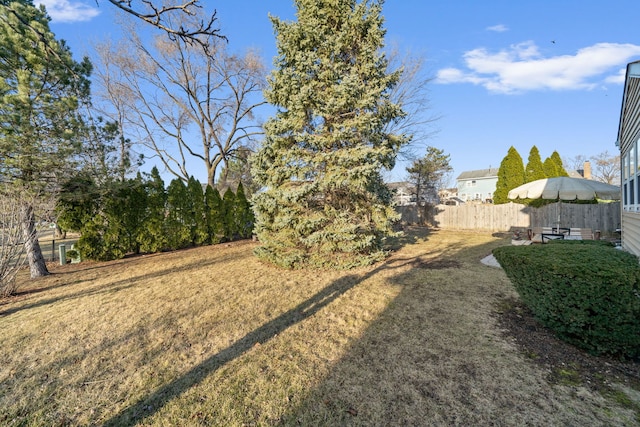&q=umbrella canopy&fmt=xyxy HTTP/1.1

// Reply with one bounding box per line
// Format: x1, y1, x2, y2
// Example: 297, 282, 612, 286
508, 177, 621, 201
